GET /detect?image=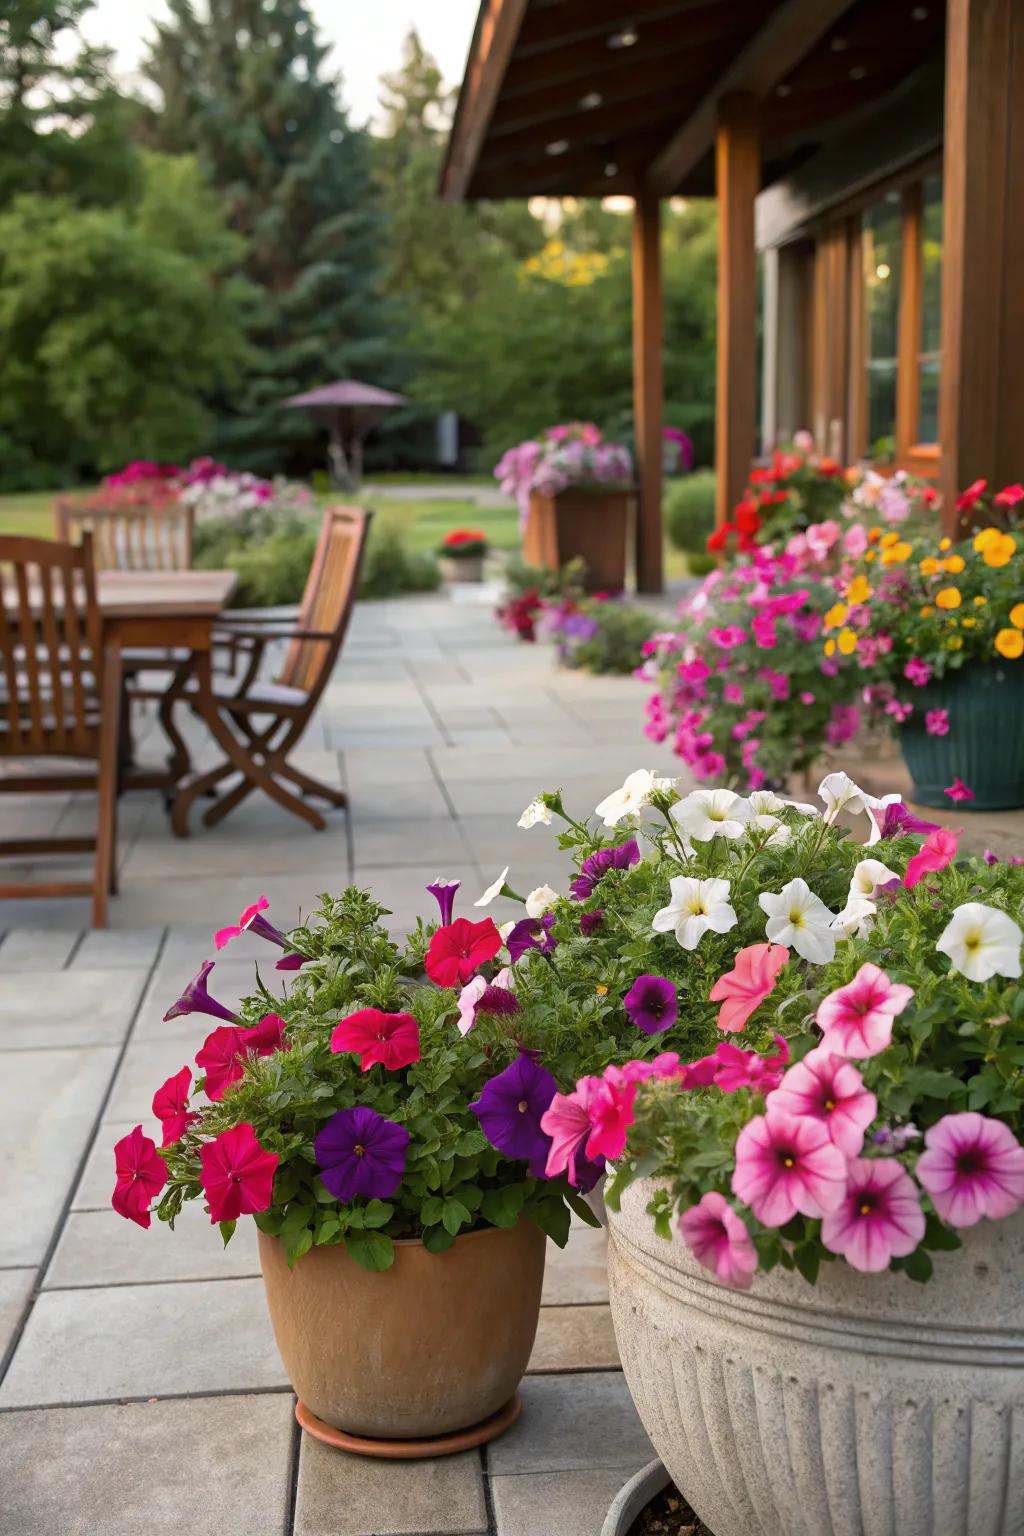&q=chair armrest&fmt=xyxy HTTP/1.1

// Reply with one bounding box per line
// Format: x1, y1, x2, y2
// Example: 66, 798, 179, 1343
216, 607, 301, 626
213, 625, 335, 643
